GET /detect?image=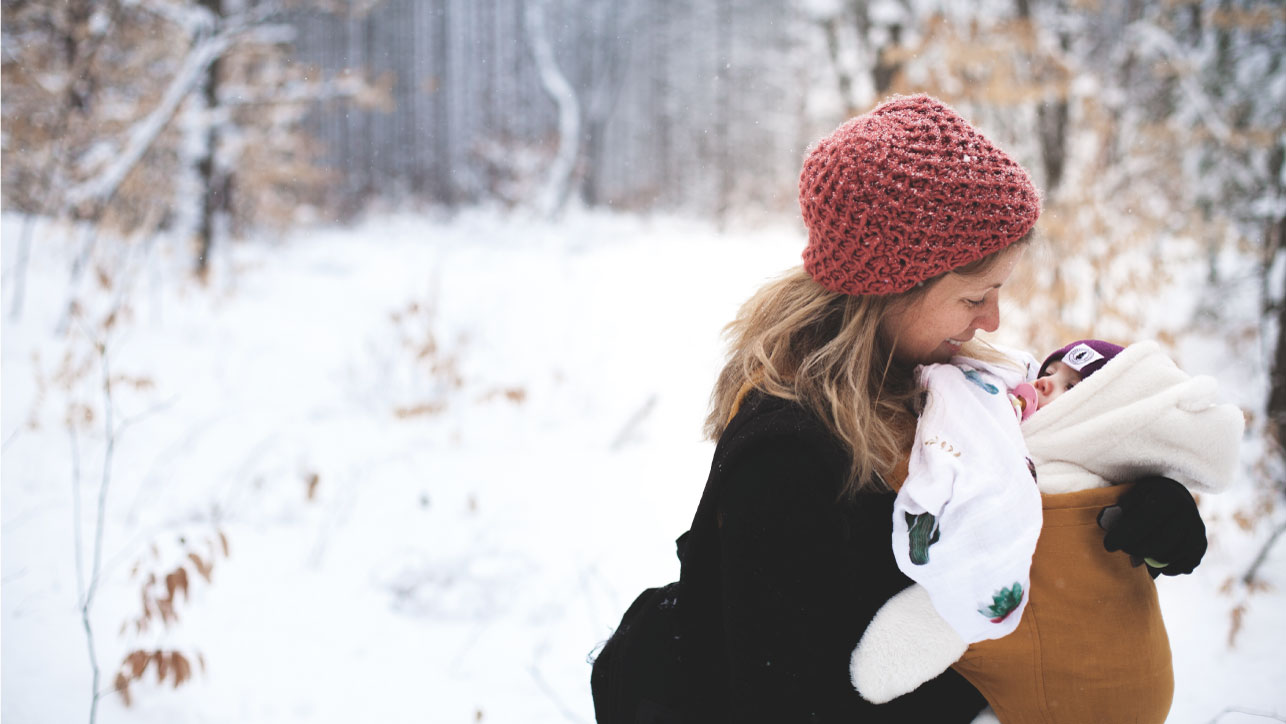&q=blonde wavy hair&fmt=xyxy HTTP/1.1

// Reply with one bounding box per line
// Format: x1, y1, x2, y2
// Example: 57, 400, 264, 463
704, 246, 1027, 498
